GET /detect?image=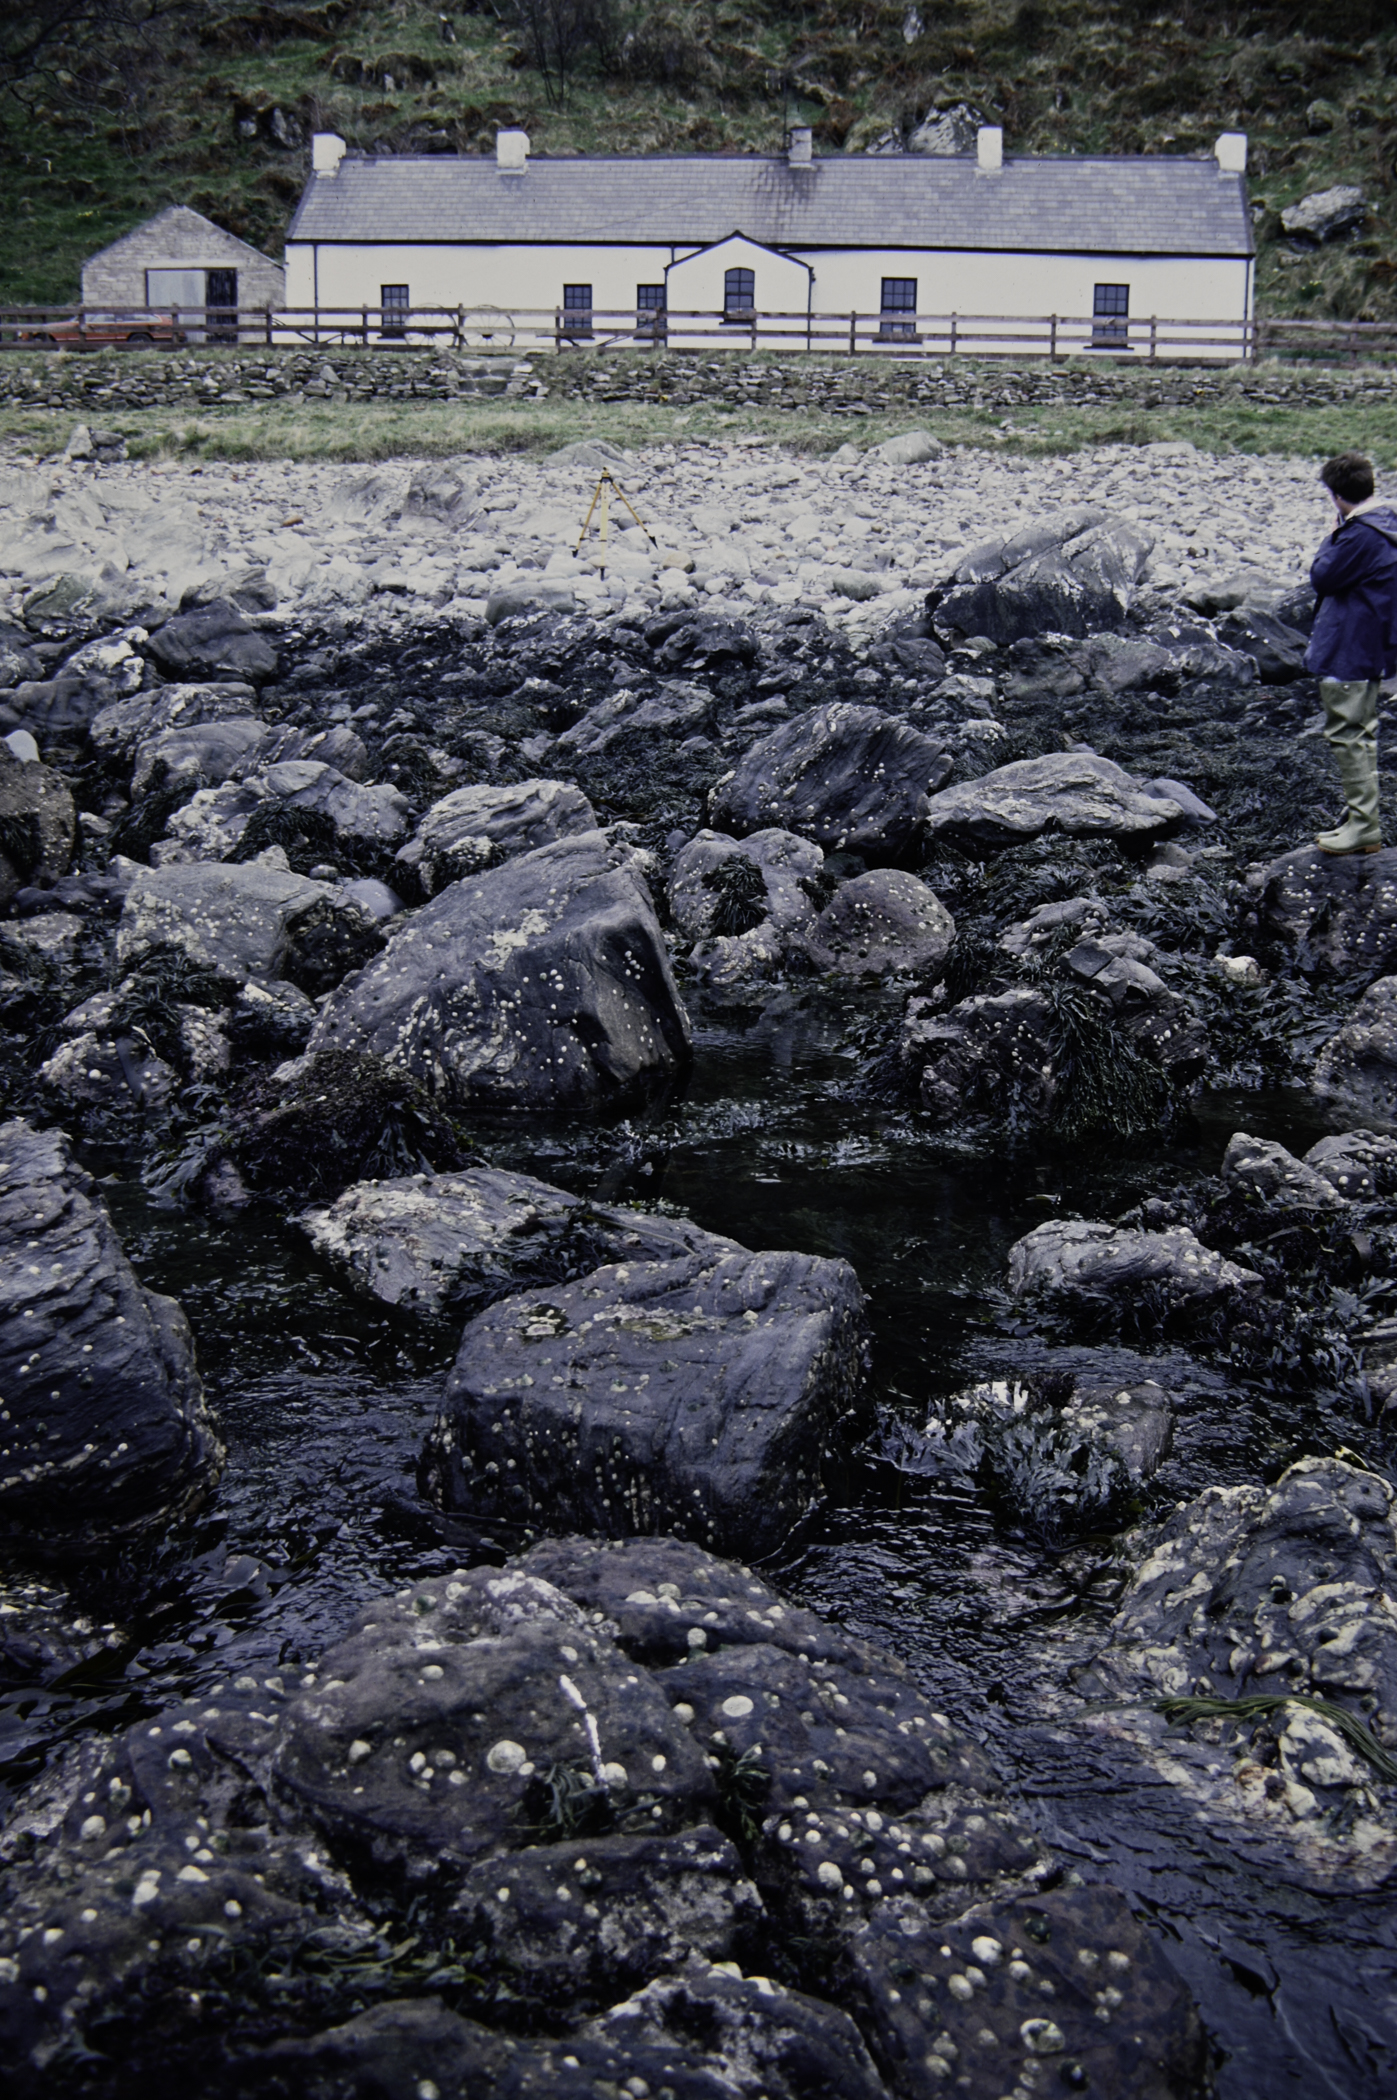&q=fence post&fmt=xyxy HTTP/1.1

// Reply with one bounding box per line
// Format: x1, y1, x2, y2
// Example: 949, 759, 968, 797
950, 313, 958, 356
1149, 315, 1158, 364
1049, 314, 1057, 360
849, 310, 856, 356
